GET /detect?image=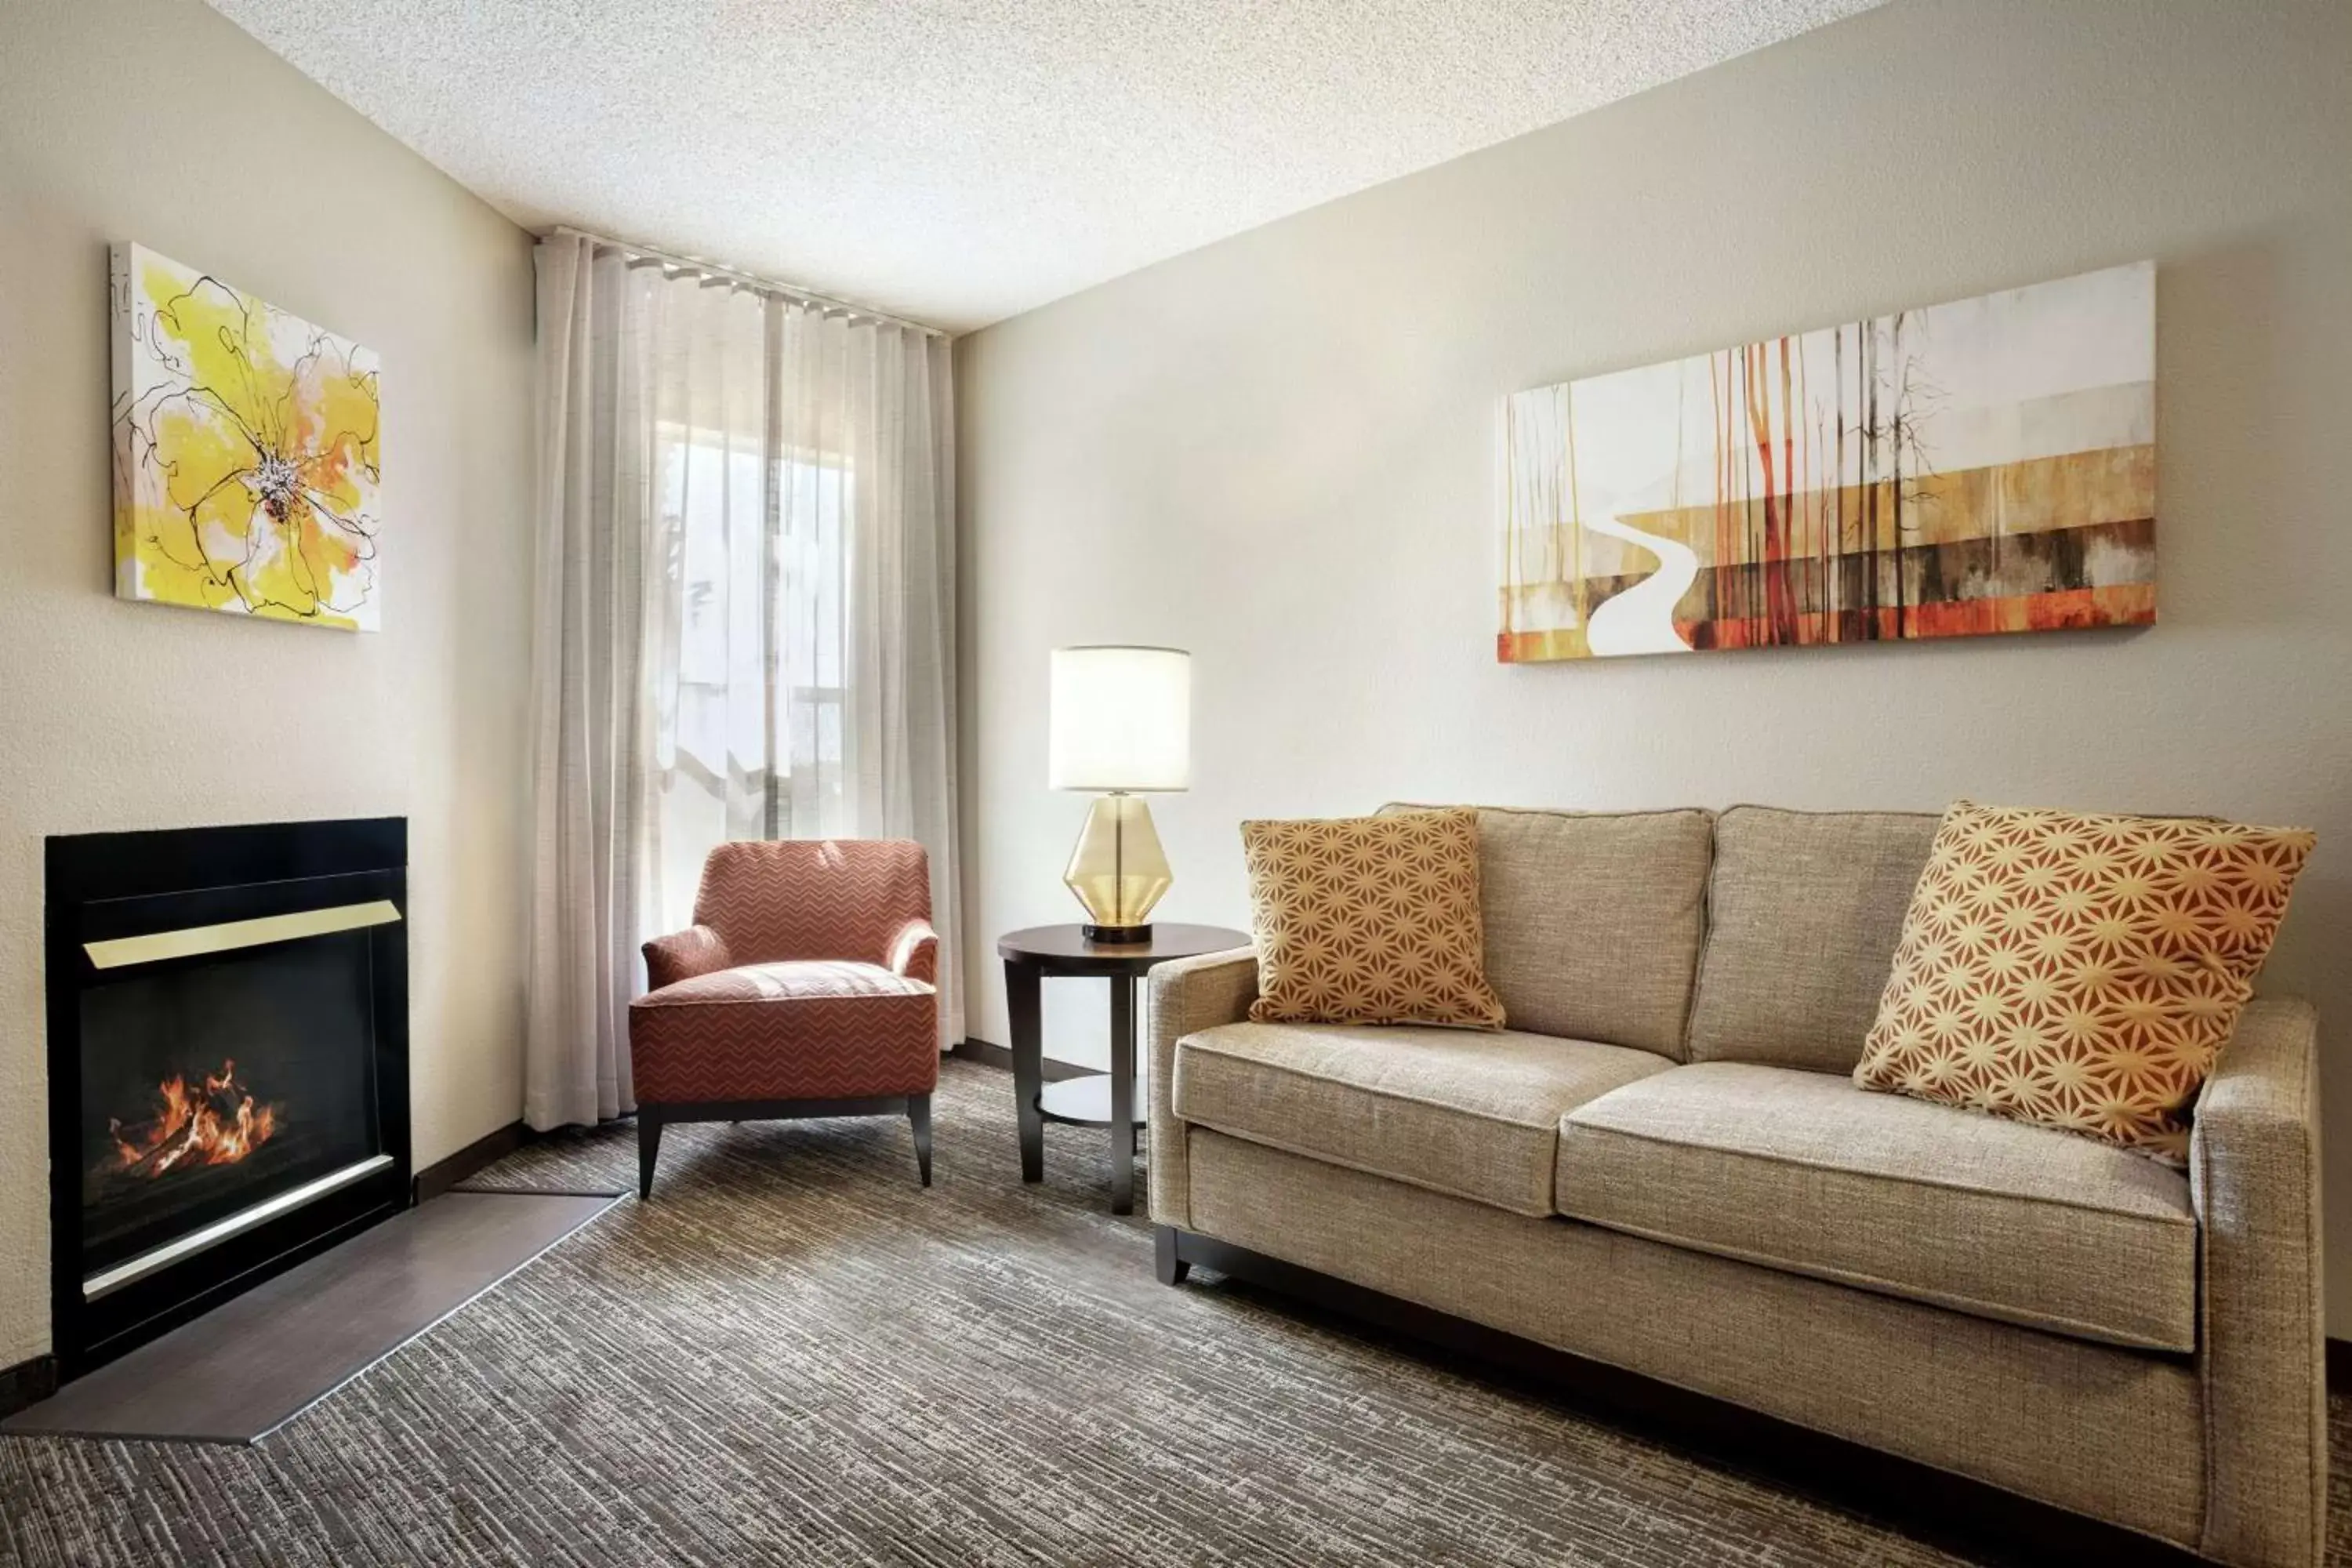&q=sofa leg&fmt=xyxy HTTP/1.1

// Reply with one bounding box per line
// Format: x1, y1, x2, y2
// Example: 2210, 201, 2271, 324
637, 1112, 663, 1200
1155, 1225, 1190, 1287
909, 1093, 933, 1188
